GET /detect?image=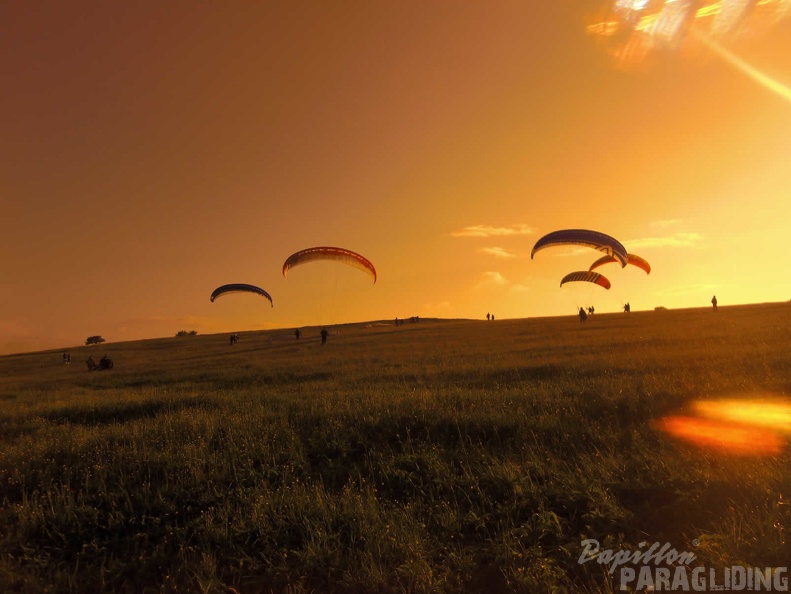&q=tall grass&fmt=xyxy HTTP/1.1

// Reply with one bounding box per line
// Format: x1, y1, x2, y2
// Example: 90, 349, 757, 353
0, 304, 789, 592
